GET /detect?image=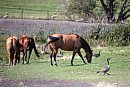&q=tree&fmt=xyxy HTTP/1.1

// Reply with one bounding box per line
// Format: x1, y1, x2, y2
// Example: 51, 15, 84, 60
99, 0, 116, 23
100, 0, 130, 23
65, 0, 96, 21
116, 0, 130, 23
